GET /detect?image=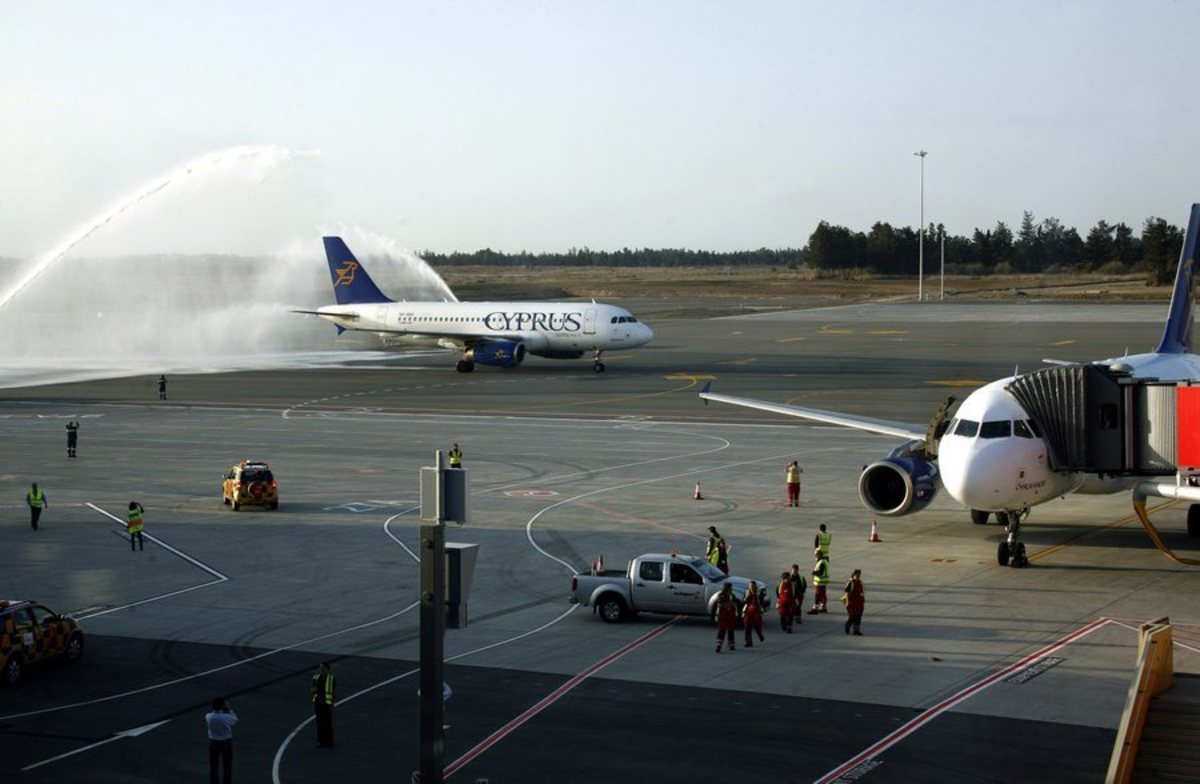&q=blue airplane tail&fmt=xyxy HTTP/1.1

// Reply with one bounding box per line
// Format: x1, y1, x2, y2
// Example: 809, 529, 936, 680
1154, 203, 1200, 354
322, 236, 393, 305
